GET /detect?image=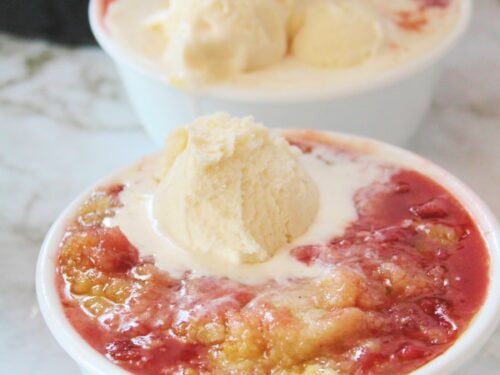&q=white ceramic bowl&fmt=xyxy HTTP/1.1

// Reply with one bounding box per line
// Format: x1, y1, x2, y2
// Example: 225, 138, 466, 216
89, 0, 471, 146
37, 131, 499, 375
